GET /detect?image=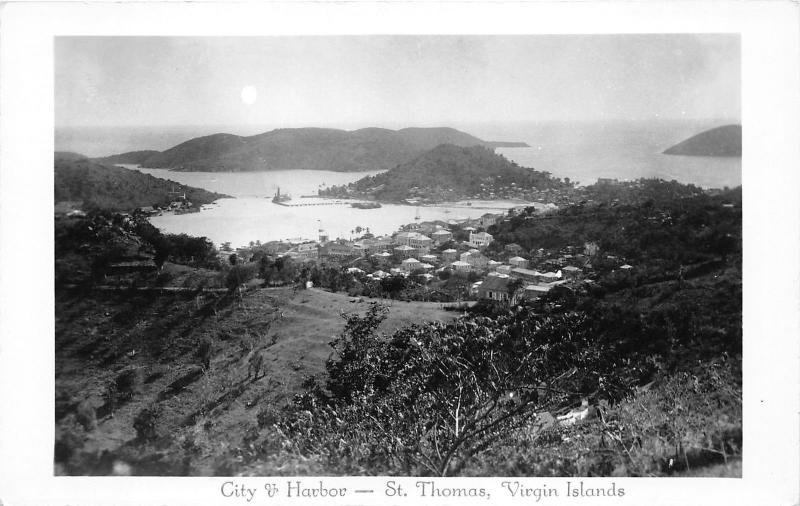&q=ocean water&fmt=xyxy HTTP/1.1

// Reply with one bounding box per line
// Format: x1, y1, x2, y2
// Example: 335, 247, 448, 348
60, 120, 741, 247
490, 120, 741, 189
